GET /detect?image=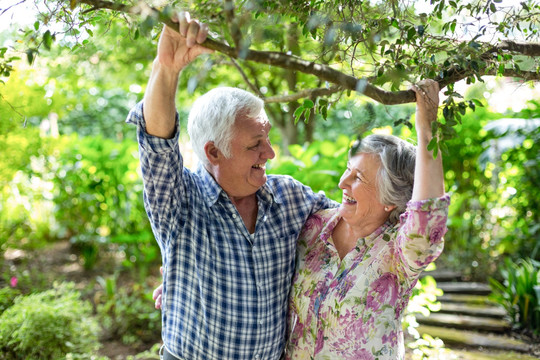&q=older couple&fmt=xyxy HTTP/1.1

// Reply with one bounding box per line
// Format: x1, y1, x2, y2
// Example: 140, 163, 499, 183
129, 12, 449, 360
